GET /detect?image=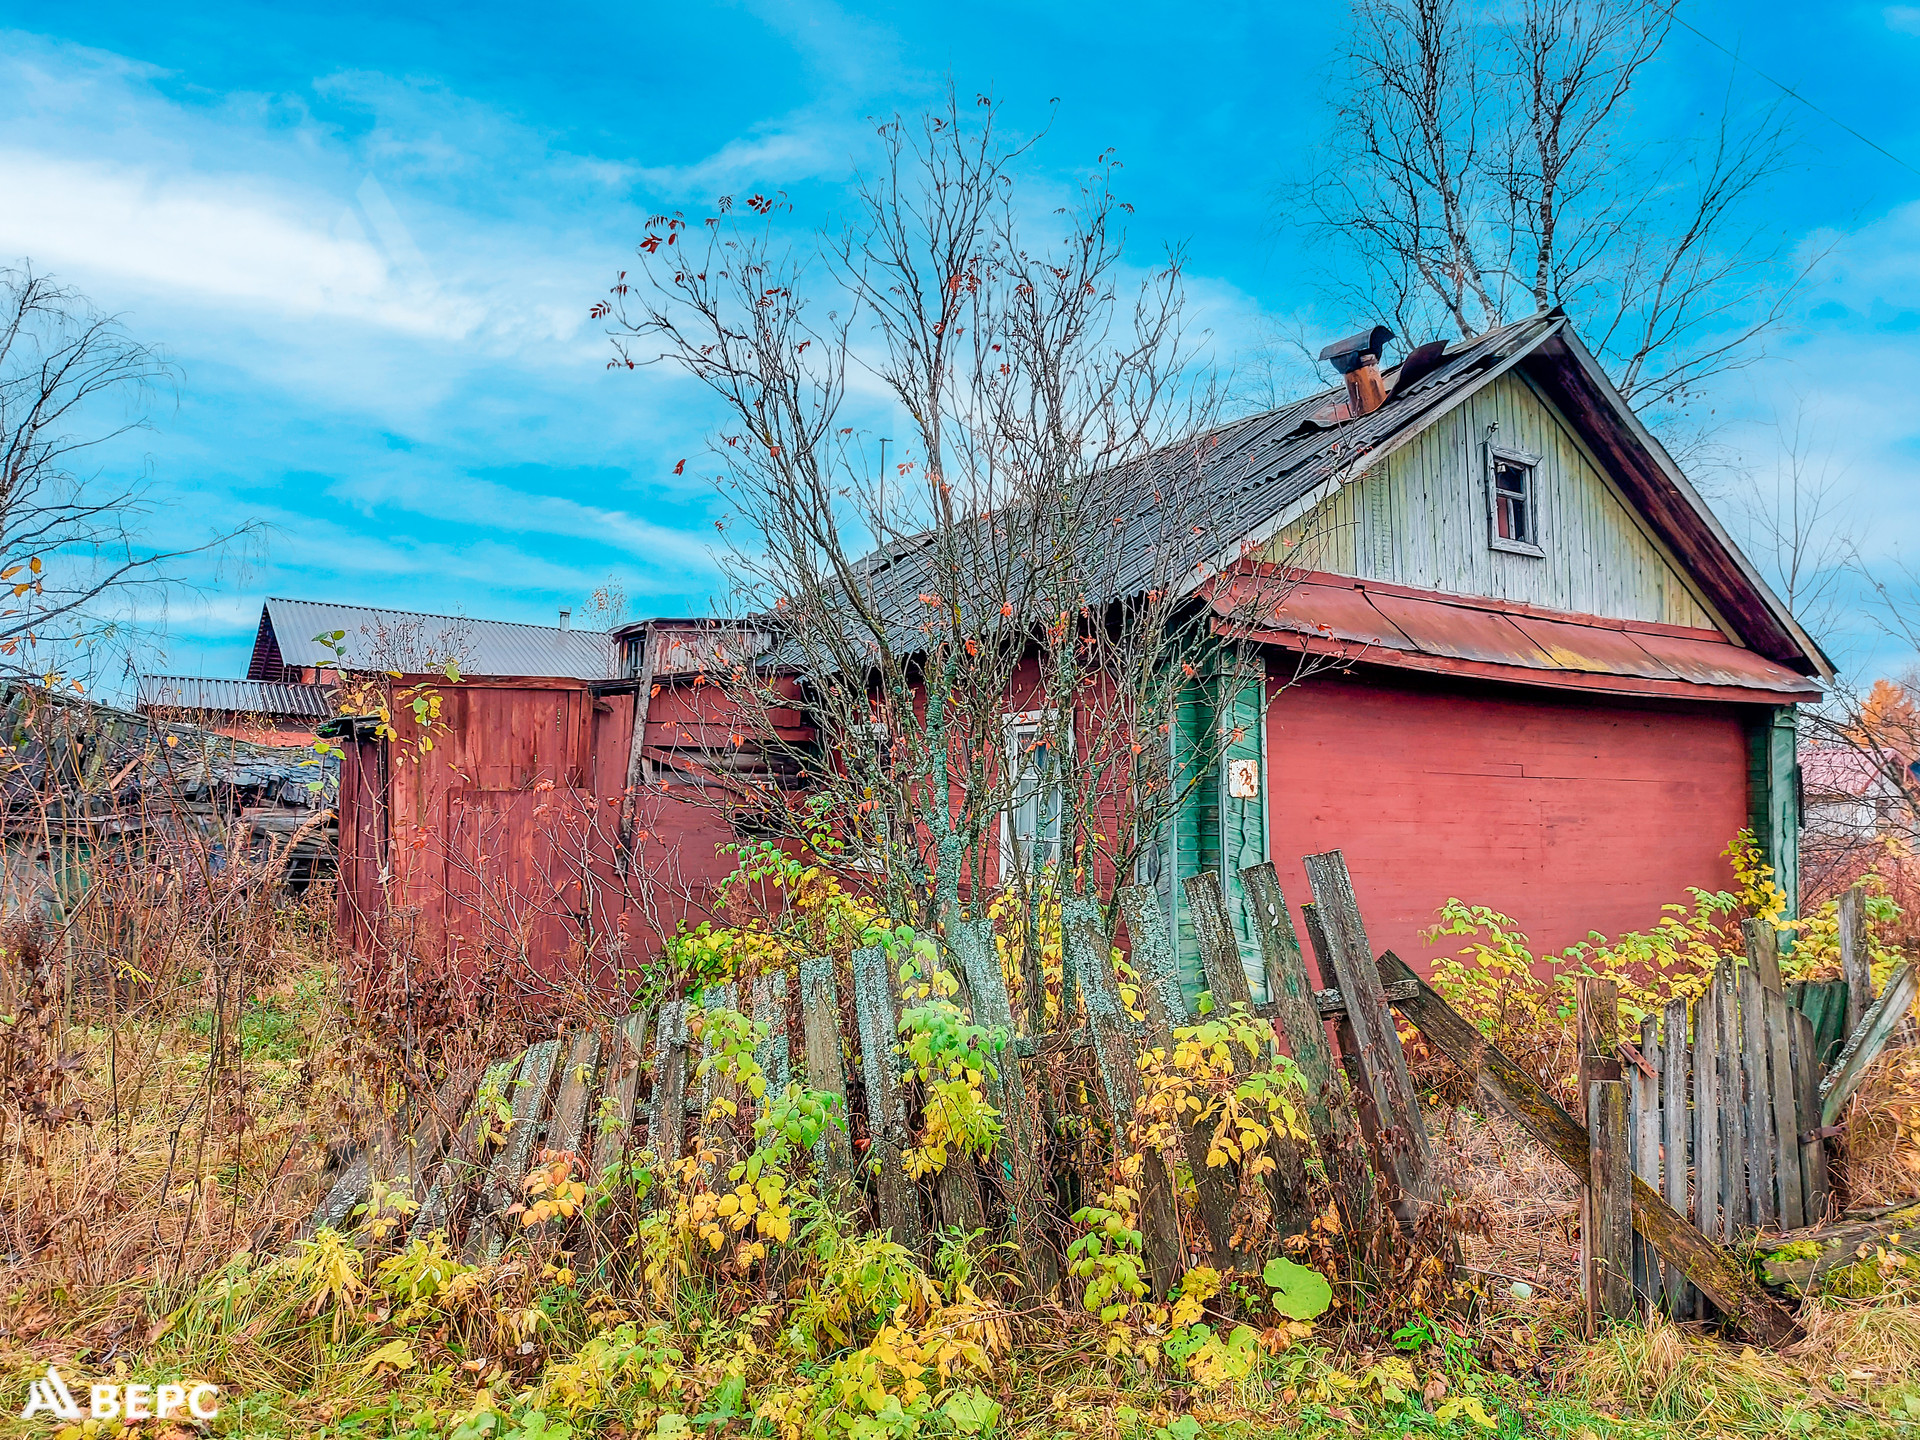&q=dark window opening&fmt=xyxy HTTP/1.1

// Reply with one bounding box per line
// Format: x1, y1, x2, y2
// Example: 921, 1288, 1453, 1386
1493, 457, 1536, 547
